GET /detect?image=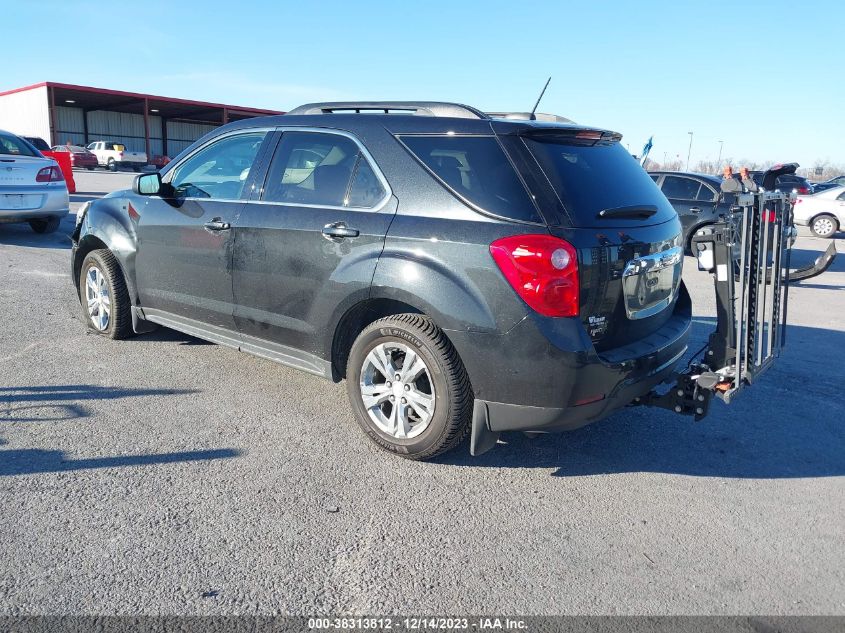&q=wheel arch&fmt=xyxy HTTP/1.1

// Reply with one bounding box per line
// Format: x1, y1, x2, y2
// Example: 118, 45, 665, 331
330, 297, 427, 381
74, 199, 140, 304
